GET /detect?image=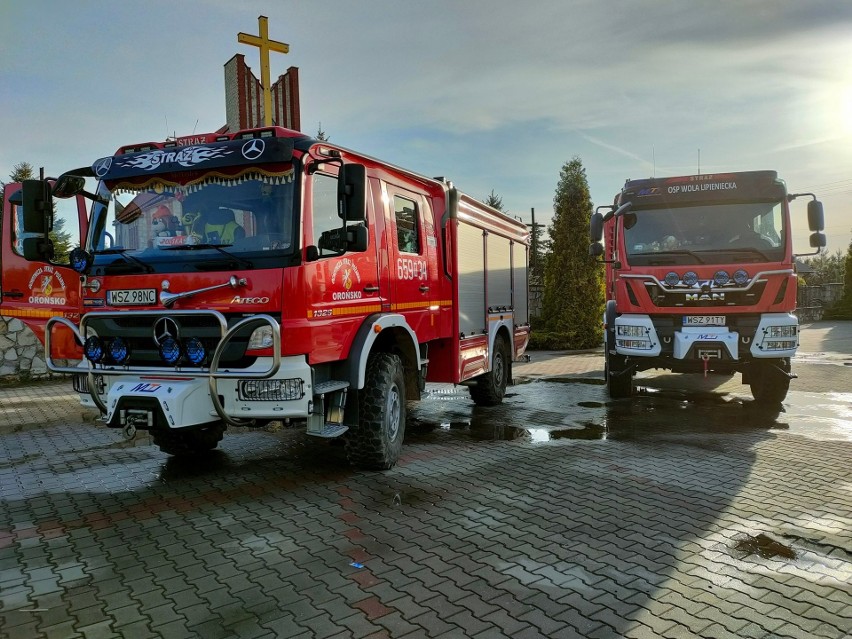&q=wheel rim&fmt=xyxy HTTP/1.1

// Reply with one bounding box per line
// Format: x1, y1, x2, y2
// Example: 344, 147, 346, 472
494, 350, 505, 386
385, 384, 401, 441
